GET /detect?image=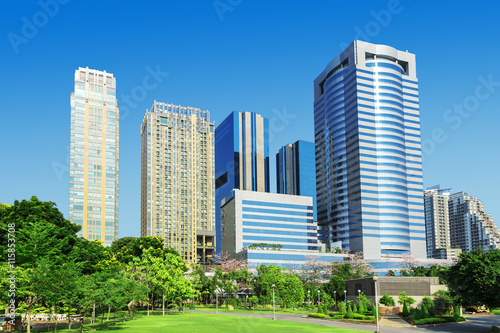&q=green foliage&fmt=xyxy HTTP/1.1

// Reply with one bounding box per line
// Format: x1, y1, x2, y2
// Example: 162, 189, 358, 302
308, 312, 327, 319
253, 264, 304, 309
249, 296, 259, 309
346, 303, 354, 319
248, 243, 283, 250
352, 303, 358, 313
316, 304, 322, 314
420, 303, 429, 318
447, 247, 500, 309
491, 325, 500, 333
402, 301, 410, 316
379, 293, 395, 306
432, 290, 454, 315
453, 305, 460, 317
422, 296, 434, 309
398, 291, 416, 306
403, 265, 450, 284
413, 317, 447, 325
351, 314, 375, 320
338, 301, 346, 314
329, 313, 345, 319
322, 304, 328, 315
